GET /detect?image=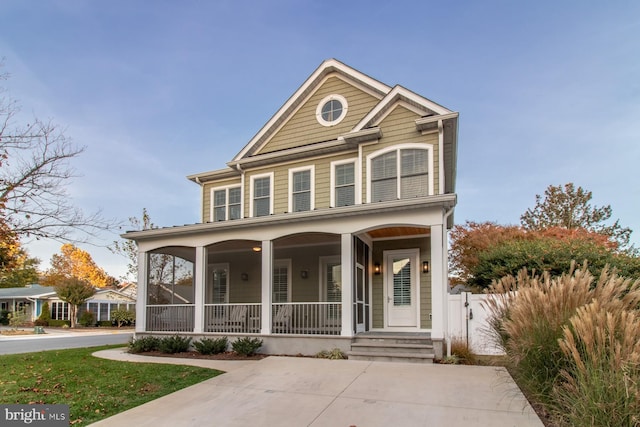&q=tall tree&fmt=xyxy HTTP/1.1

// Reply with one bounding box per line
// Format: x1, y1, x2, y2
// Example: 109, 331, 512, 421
0, 229, 40, 287
54, 278, 95, 328
520, 183, 632, 249
110, 208, 156, 281
0, 65, 118, 243
42, 243, 115, 288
